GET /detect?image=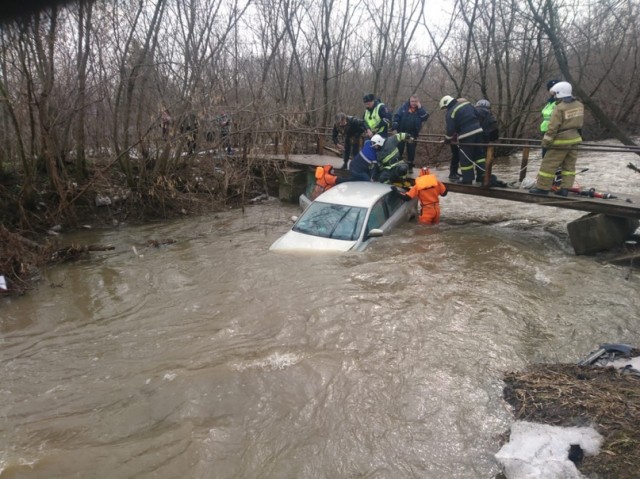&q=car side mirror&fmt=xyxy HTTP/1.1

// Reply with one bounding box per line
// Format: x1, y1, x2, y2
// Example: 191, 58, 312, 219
367, 228, 384, 238
291, 215, 299, 222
